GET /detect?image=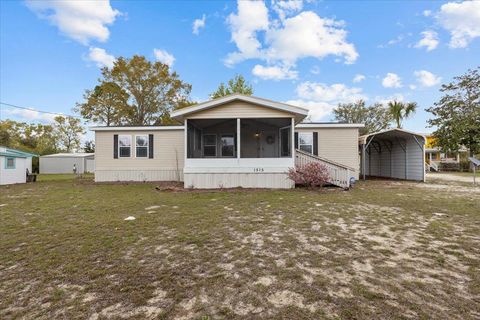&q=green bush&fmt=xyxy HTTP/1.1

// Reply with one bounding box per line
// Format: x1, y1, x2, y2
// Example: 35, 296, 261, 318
459, 160, 471, 172
439, 162, 460, 171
